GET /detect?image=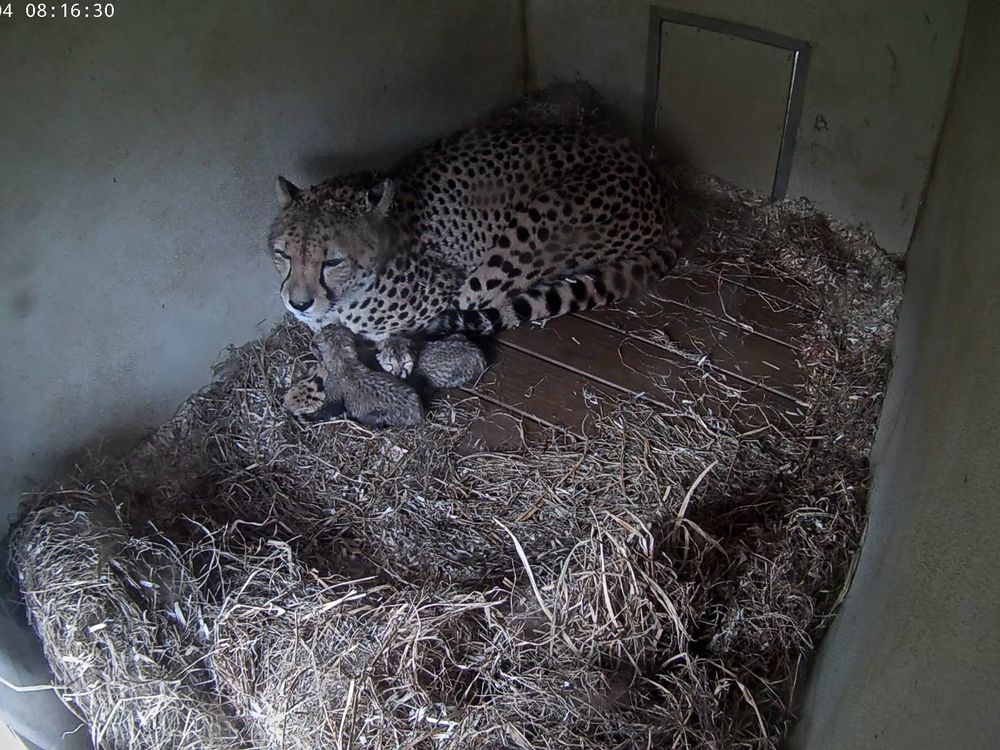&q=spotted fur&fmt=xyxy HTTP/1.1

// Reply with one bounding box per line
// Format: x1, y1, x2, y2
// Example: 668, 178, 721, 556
283, 329, 487, 424
268, 124, 678, 347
